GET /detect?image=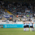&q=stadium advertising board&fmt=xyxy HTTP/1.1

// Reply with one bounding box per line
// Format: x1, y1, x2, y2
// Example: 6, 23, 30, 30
3, 24, 24, 28
0, 24, 35, 28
